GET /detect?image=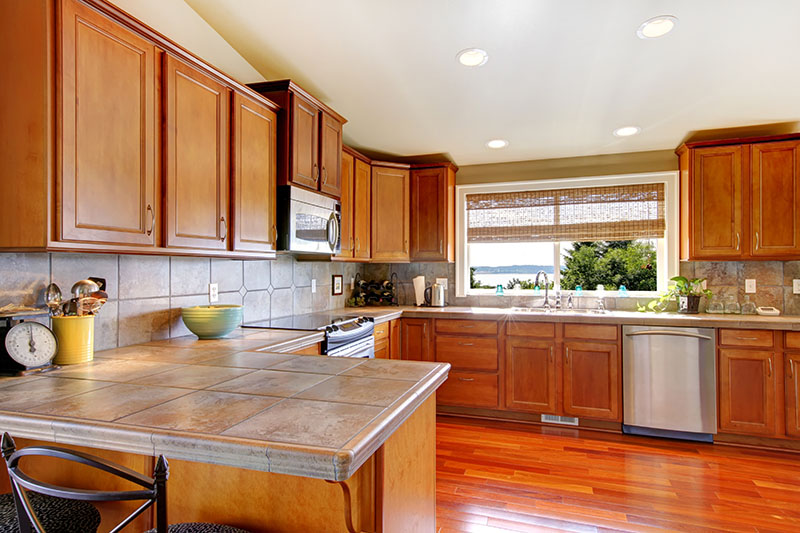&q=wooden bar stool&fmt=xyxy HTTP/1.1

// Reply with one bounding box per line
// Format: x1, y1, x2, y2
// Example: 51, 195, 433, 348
2, 433, 250, 533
